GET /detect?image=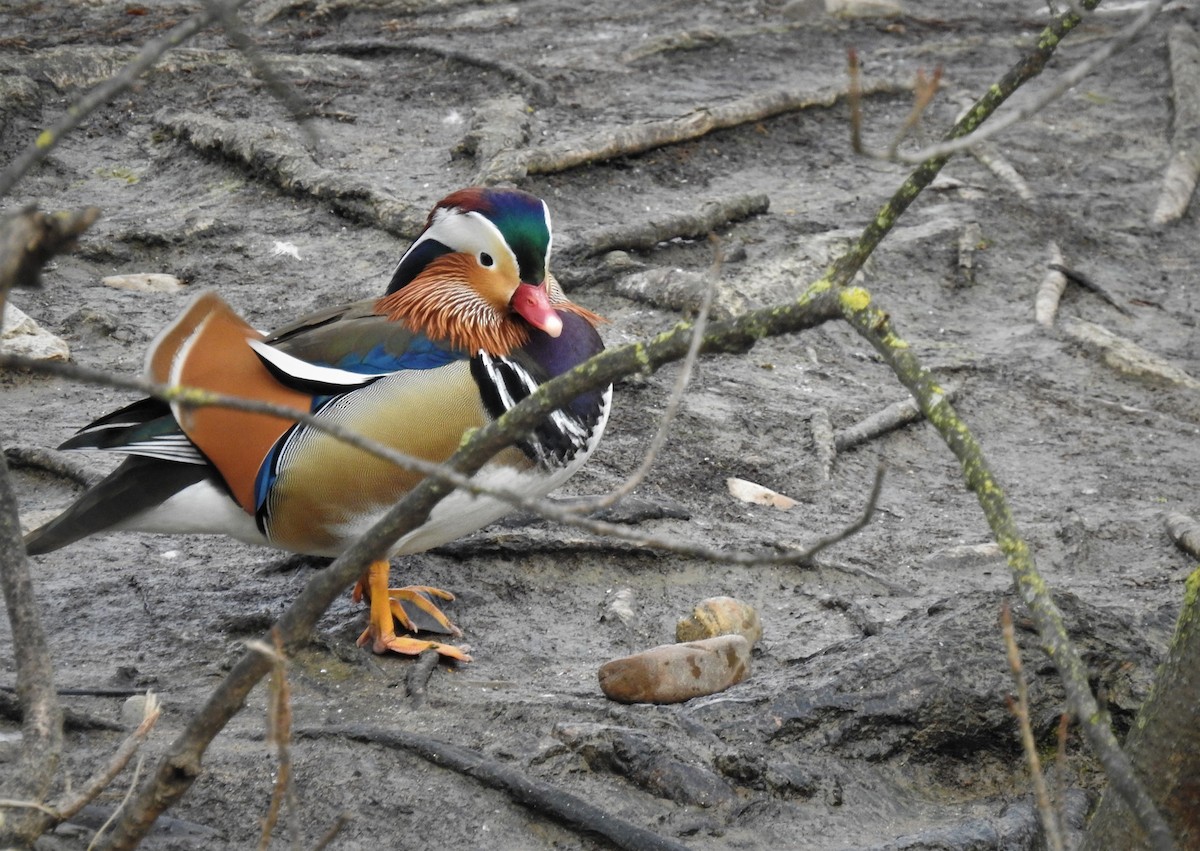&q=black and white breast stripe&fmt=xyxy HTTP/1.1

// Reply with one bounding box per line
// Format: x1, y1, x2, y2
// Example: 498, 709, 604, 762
471, 351, 603, 469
